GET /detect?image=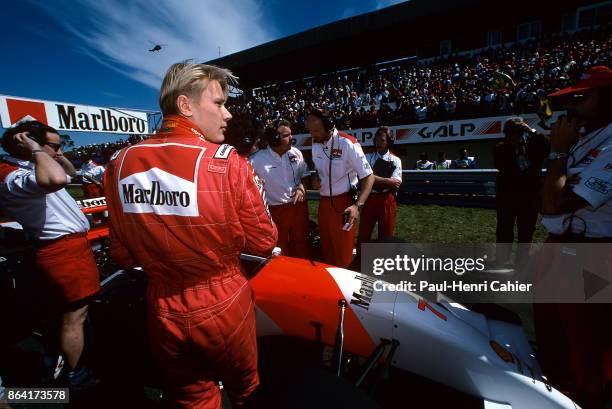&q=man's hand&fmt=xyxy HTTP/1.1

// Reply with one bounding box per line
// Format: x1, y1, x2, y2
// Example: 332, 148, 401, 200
13, 132, 41, 153
550, 116, 580, 153
292, 185, 305, 204
386, 178, 401, 190
54, 149, 77, 178
344, 204, 360, 226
